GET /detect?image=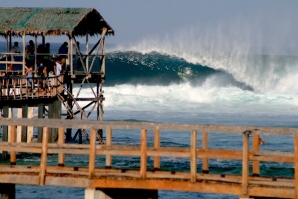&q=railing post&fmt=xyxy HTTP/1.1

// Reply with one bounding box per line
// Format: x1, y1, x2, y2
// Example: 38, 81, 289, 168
89, 127, 96, 178
10, 125, 16, 165
105, 128, 112, 168
252, 134, 260, 176
202, 131, 209, 174
242, 131, 250, 196
58, 127, 65, 167
140, 129, 147, 179
191, 130, 197, 182
154, 129, 160, 170
39, 127, 49, 186
294, 136, 298, 198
